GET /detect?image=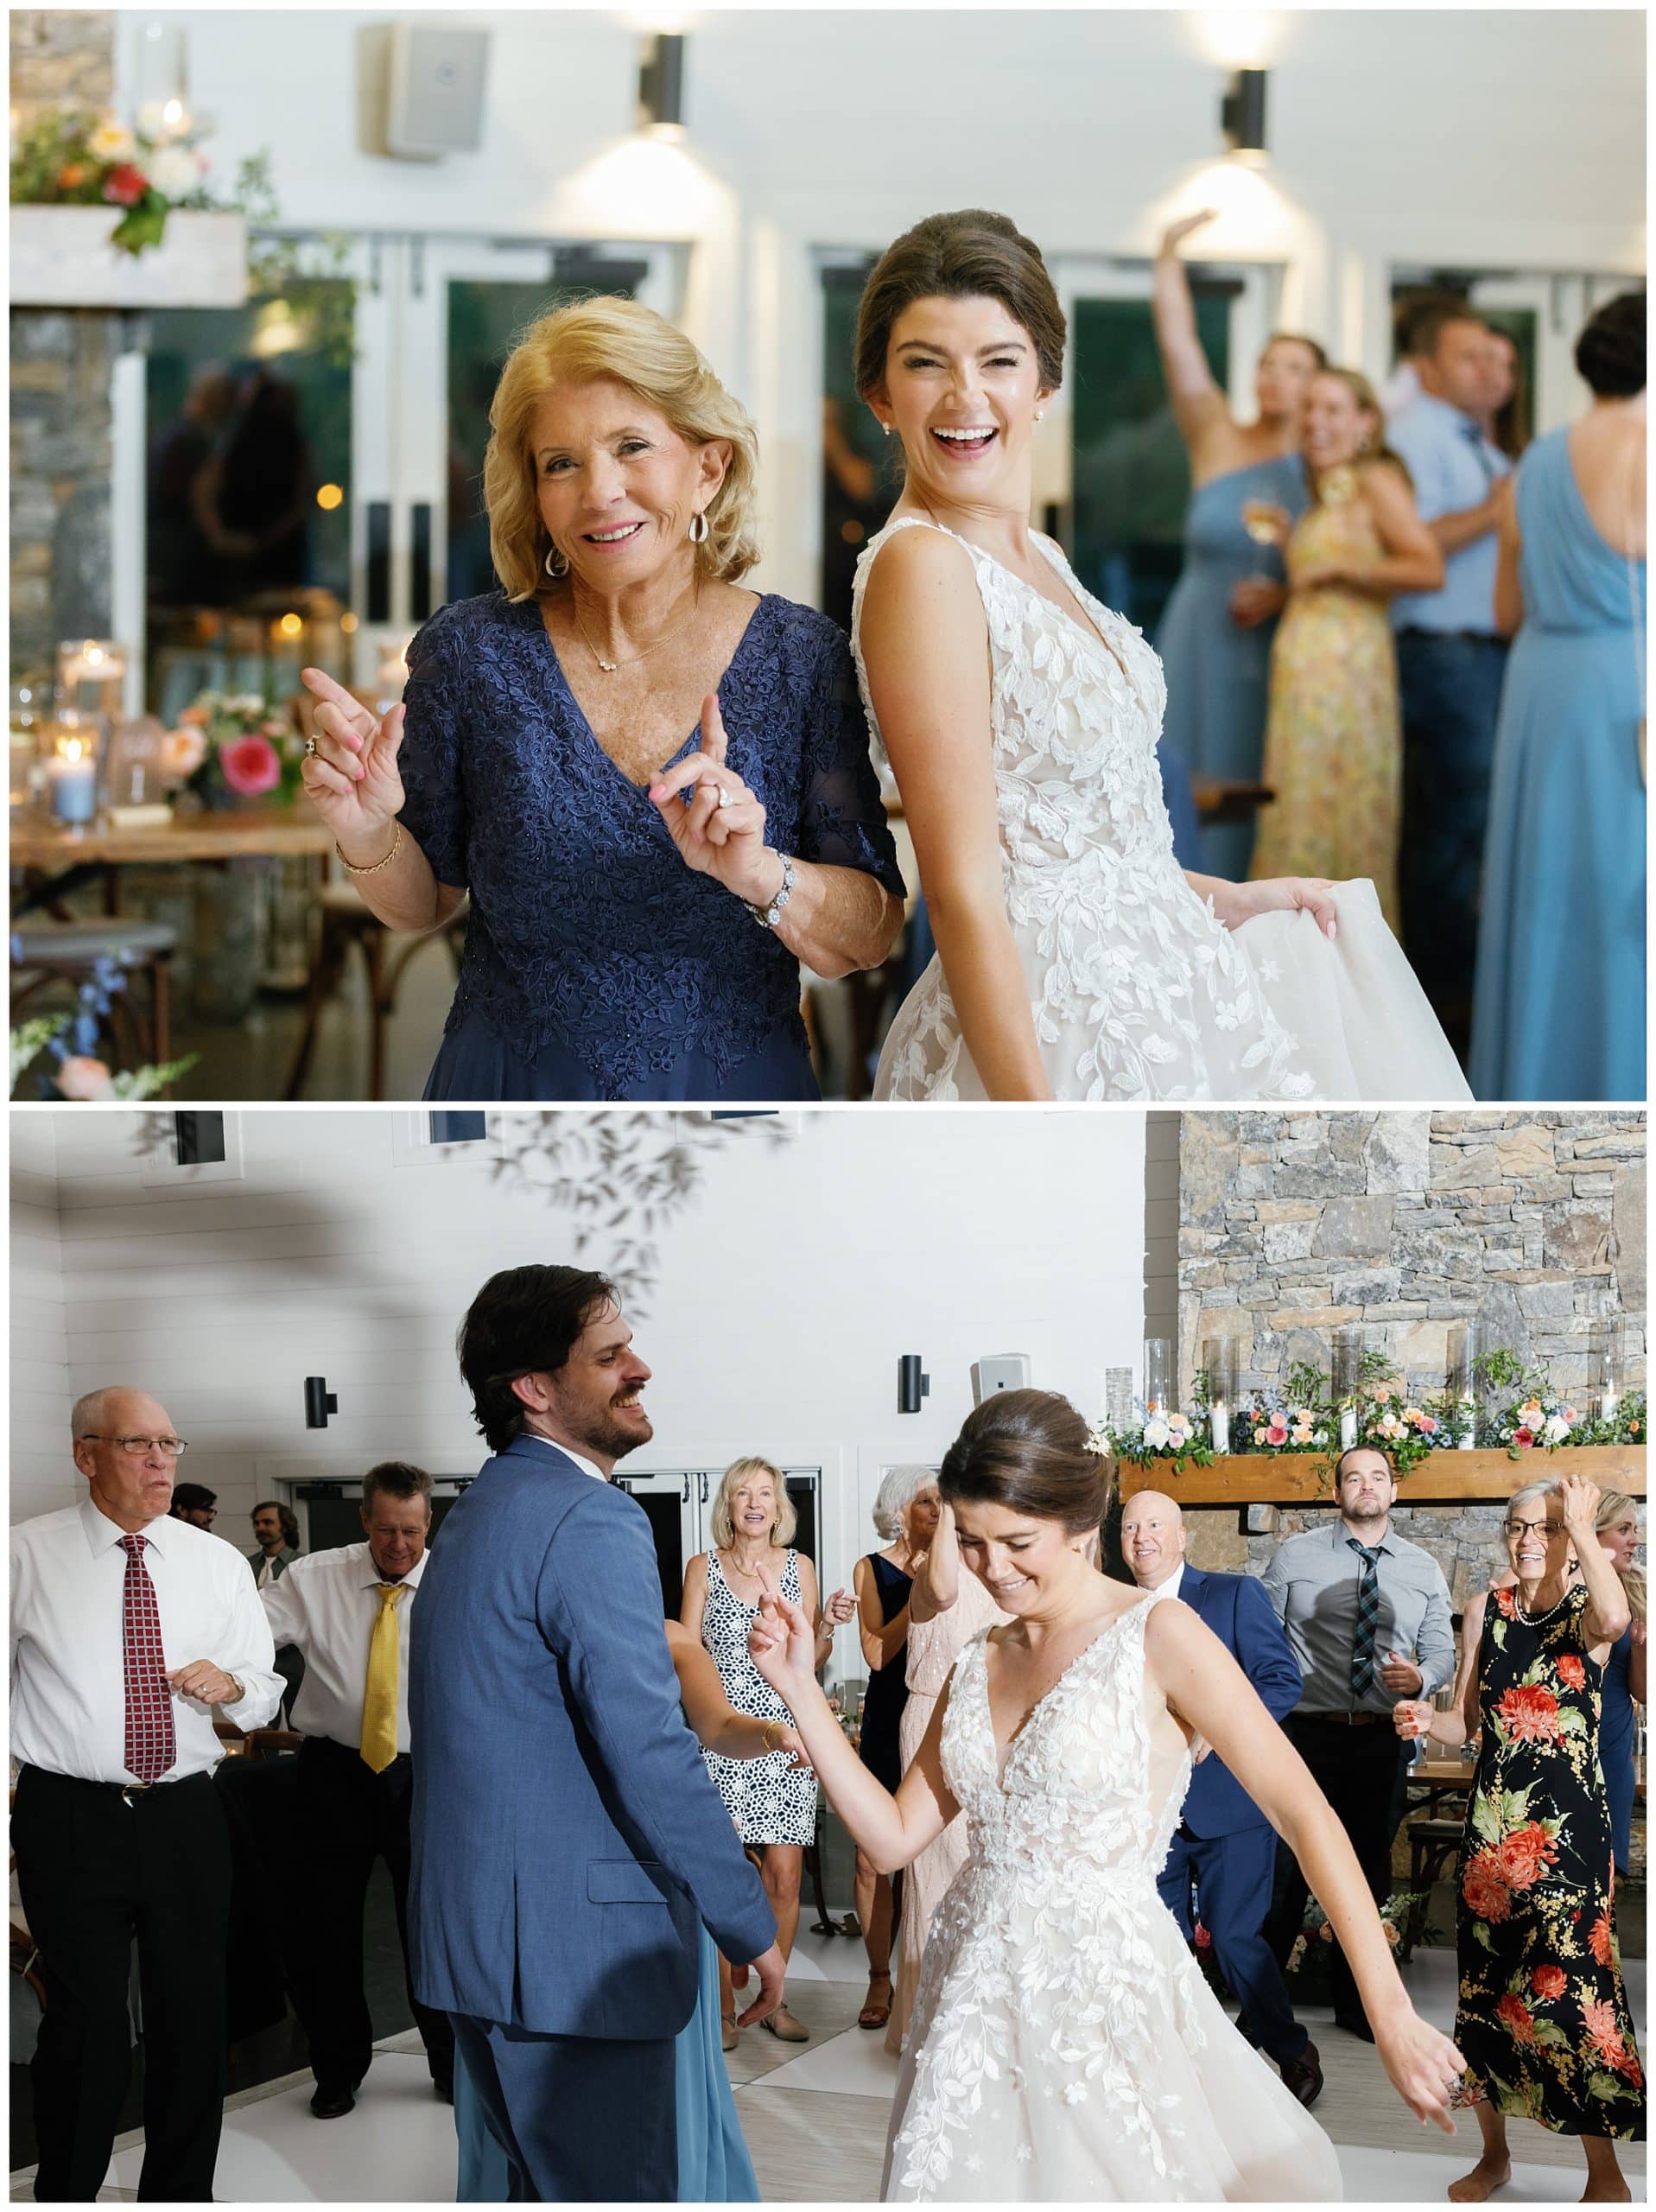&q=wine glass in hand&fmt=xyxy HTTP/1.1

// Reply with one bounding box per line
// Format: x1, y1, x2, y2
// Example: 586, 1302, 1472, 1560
298, 666, 406, 855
